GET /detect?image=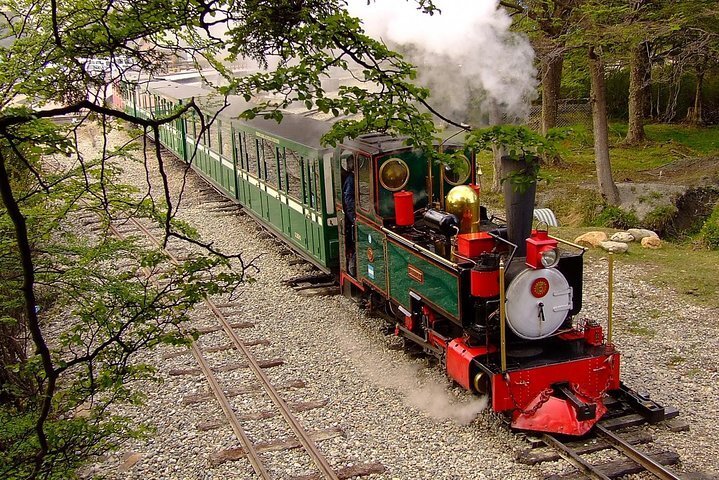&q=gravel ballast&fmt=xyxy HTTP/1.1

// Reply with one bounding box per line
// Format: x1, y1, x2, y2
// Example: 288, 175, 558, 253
78, 126, 718, 479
